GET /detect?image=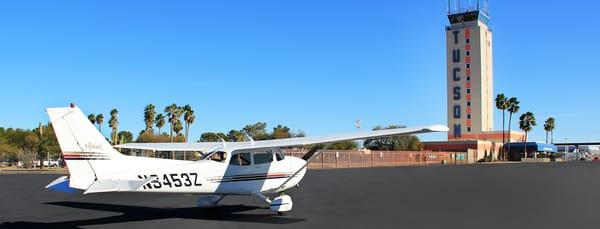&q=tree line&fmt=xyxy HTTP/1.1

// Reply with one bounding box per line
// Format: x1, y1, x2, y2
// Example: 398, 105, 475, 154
0, 123, 60, 166
0, 103, 424, 165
